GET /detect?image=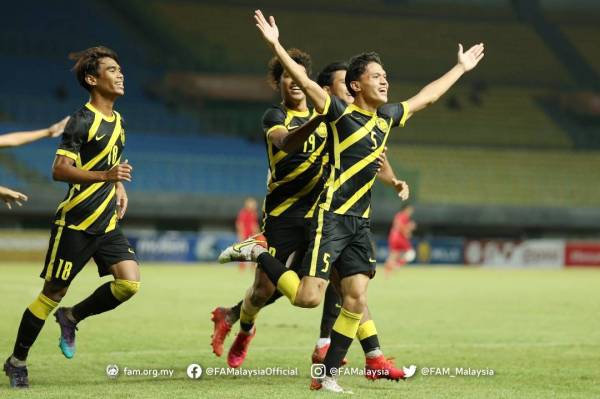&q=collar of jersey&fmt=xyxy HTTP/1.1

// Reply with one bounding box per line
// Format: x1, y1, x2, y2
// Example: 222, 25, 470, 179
283, 106, 310, 118
85, 102, 116, 122
347, 103, 376, 117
